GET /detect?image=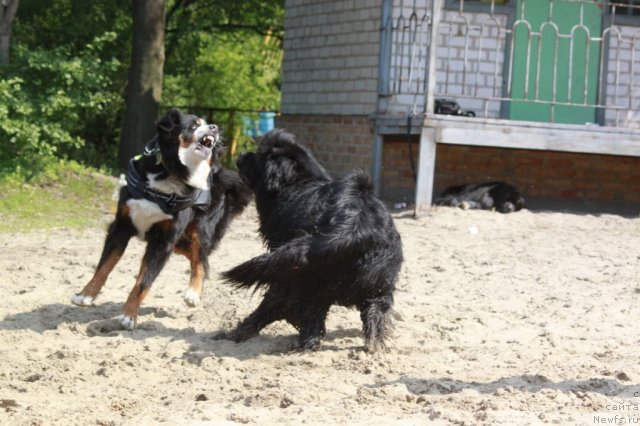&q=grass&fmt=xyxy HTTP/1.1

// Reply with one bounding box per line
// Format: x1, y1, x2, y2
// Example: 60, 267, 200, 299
0, 161, 117, 232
